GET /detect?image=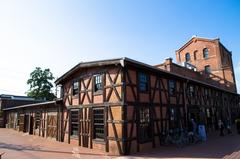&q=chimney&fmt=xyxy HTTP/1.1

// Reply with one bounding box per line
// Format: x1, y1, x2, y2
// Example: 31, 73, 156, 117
165, 57, 173, 65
